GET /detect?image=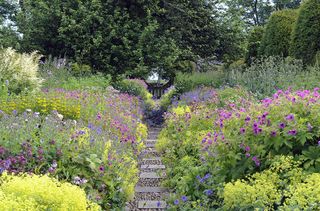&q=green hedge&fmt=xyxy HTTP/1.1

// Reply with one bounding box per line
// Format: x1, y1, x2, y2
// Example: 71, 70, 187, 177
174, 70, 224, 95
245, 26, 264, 64
260, 9, 298, 57
290, 0, 320, 64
